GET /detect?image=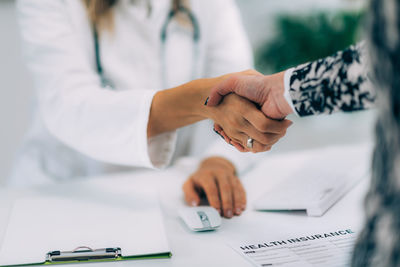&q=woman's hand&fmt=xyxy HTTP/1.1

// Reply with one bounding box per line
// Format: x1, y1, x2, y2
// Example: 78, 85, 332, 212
205, 94, 292, 153
183, 157, 246, 218
147, 69, 263, 138
207, 71, 294, 120
148, 69, 291, 152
